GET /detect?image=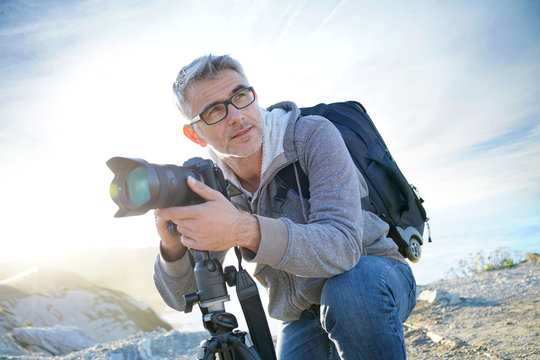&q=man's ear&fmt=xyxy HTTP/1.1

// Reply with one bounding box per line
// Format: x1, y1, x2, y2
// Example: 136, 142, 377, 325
183, 125, 207, 147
